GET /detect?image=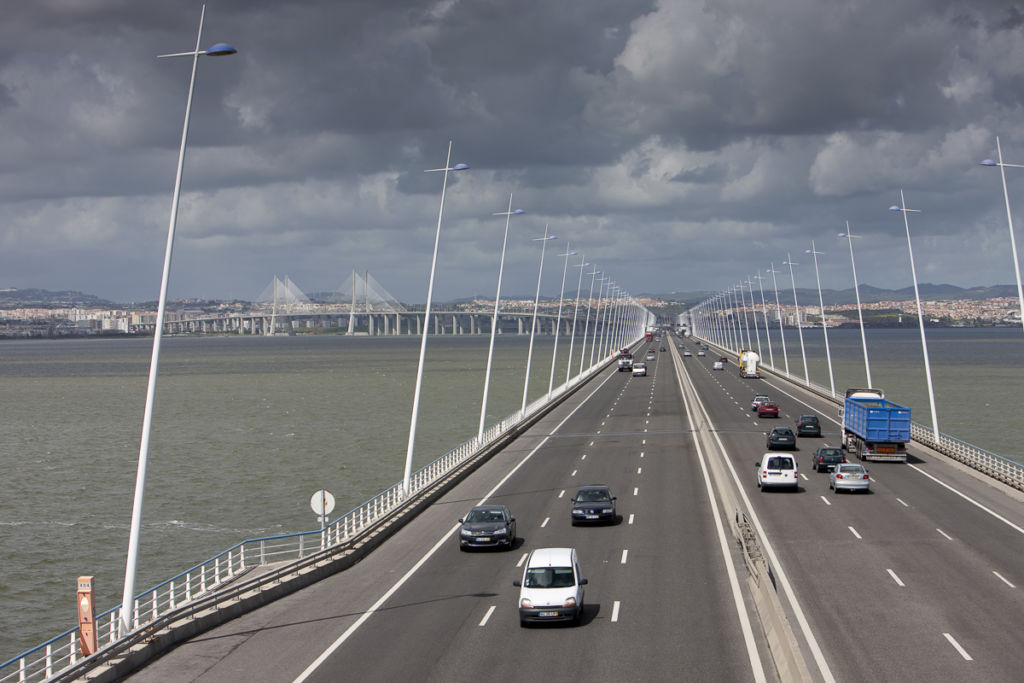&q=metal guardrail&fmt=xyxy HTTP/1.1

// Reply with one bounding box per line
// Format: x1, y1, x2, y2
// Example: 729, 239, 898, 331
0, 348, 627, 683
697, 336, 1024, 493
